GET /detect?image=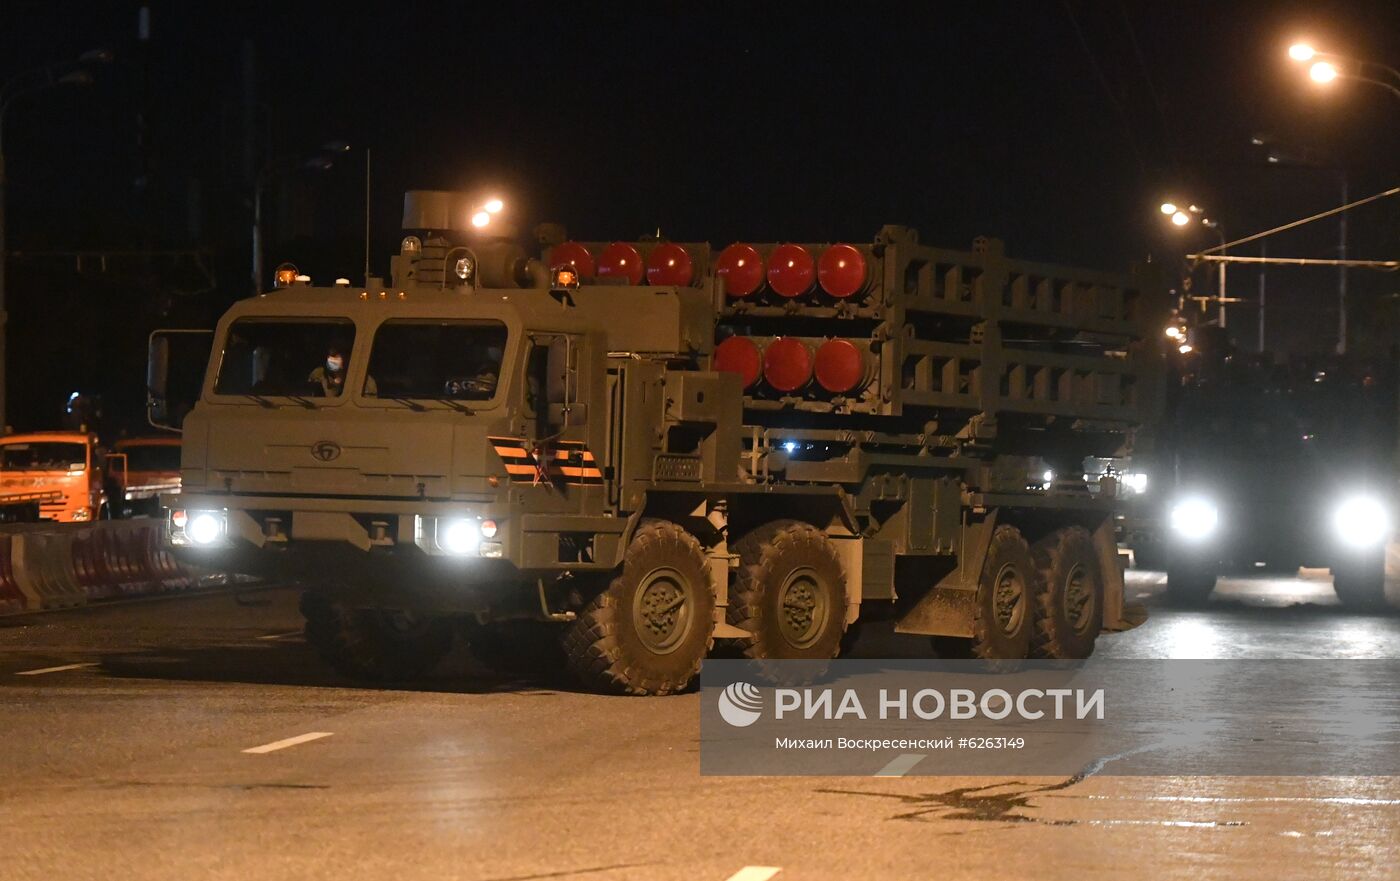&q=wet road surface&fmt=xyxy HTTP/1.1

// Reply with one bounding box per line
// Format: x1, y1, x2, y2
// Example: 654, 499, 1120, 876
1, 570, 1397, 880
